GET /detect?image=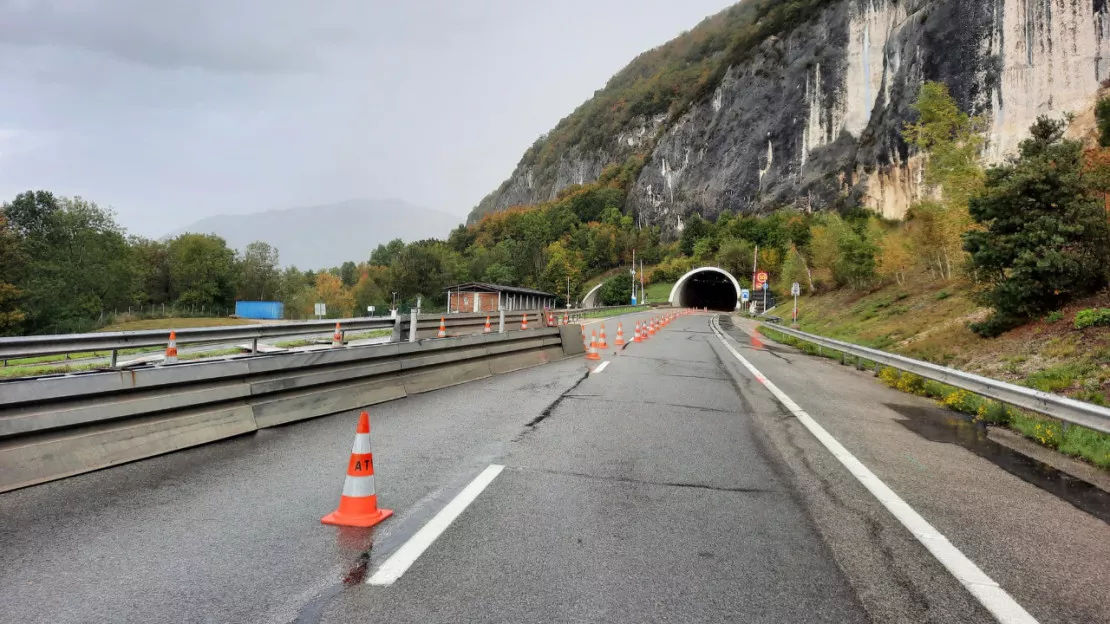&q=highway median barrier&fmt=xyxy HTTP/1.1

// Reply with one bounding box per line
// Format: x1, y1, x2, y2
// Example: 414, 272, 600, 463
0, 326, 576, 493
